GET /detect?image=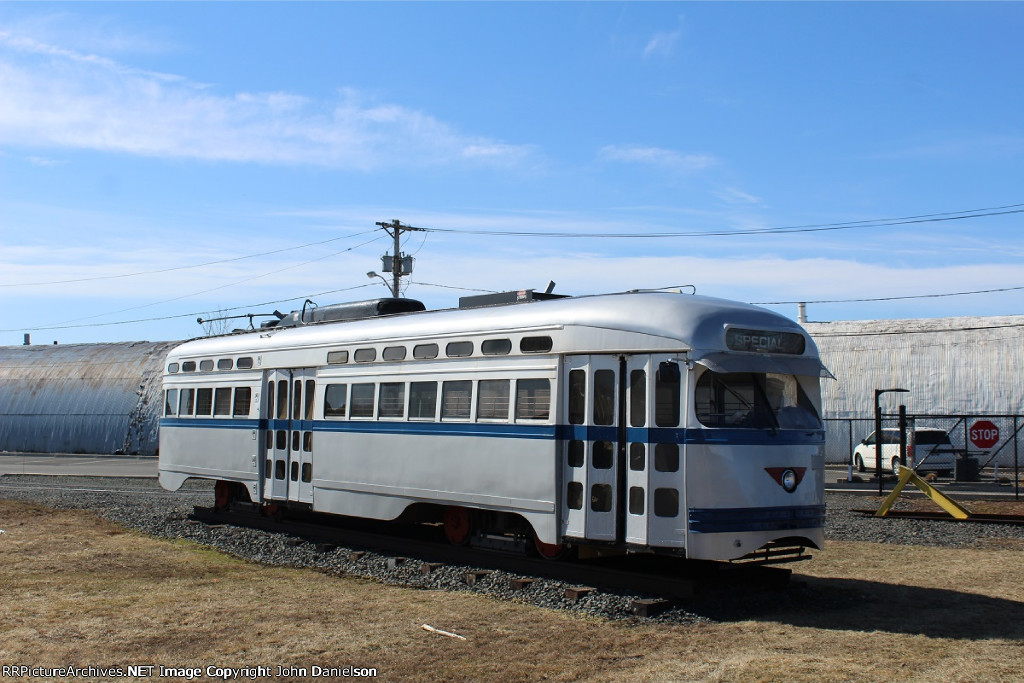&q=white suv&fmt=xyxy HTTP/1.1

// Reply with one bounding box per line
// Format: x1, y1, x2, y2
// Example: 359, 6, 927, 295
852, 427, 956, 476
